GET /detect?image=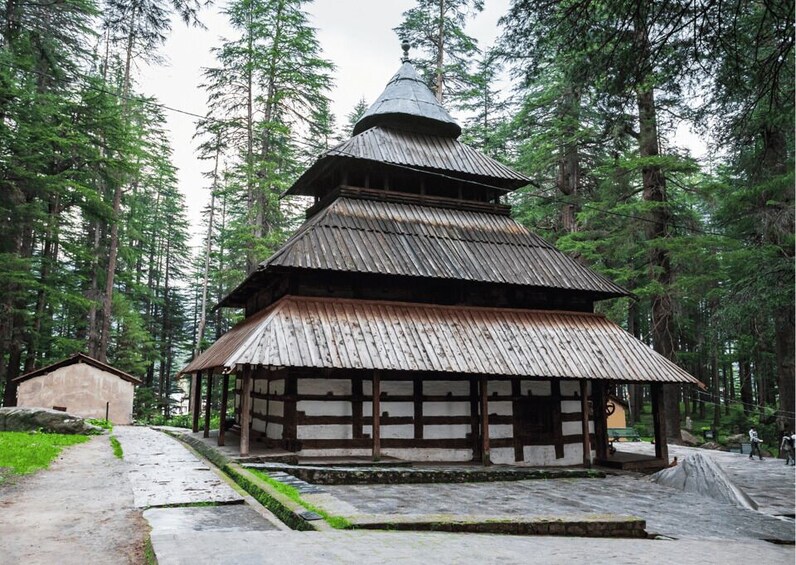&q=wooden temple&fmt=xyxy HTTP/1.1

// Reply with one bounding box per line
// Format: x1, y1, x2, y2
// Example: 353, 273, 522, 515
181, 49, 701, 468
